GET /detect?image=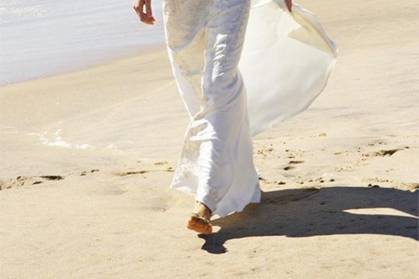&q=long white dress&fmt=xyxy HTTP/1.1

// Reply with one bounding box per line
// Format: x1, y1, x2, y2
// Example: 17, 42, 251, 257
162, 0, 337, 218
